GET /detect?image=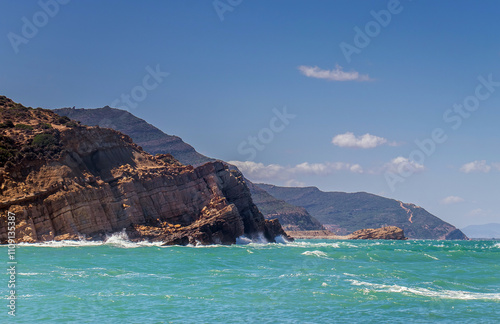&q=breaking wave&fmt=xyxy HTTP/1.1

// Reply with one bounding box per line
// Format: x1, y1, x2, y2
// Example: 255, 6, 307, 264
16, 230, 163, 248
348, 279, 500, 300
